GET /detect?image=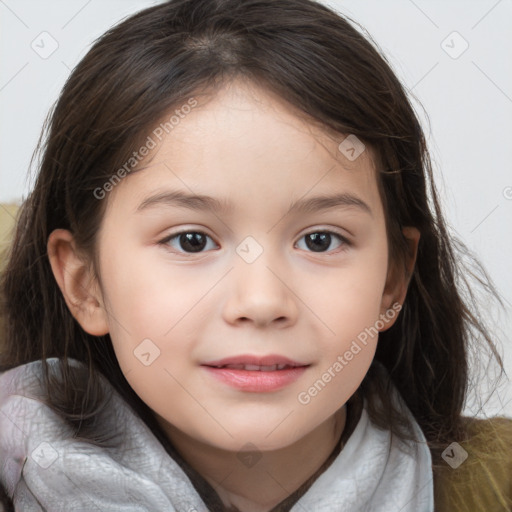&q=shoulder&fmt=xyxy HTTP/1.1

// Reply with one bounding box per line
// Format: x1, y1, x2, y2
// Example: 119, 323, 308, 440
0, 359, 48, 420
434, 415, 512, 511
0, 359, 82, 496
0, 361, 48, 496
0, 358, 70, 412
